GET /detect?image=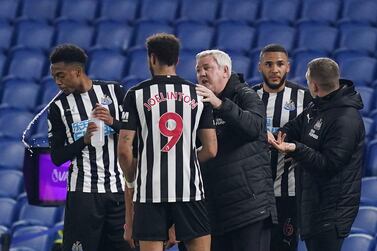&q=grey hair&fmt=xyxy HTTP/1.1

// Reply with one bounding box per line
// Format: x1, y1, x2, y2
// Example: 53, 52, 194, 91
196, 49, 232, 73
